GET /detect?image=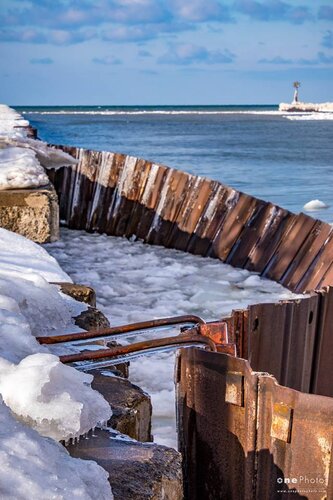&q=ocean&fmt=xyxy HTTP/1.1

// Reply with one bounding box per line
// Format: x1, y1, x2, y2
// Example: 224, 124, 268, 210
18, 104, 333, 222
